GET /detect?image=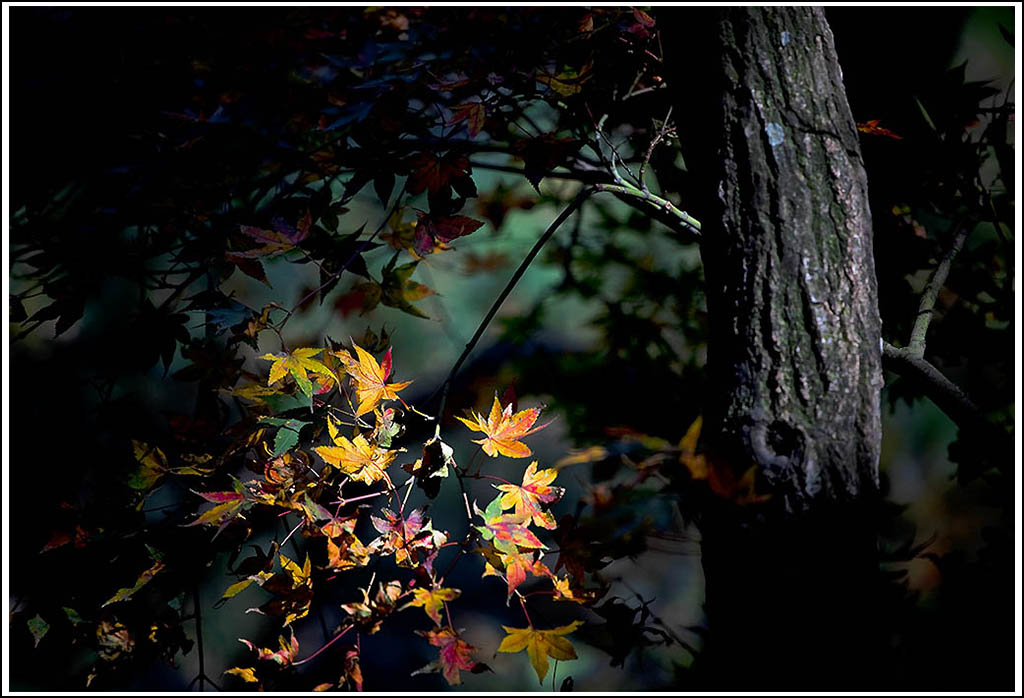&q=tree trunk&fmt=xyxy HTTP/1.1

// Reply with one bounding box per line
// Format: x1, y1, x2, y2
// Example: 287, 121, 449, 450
666, 8, 885, 688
